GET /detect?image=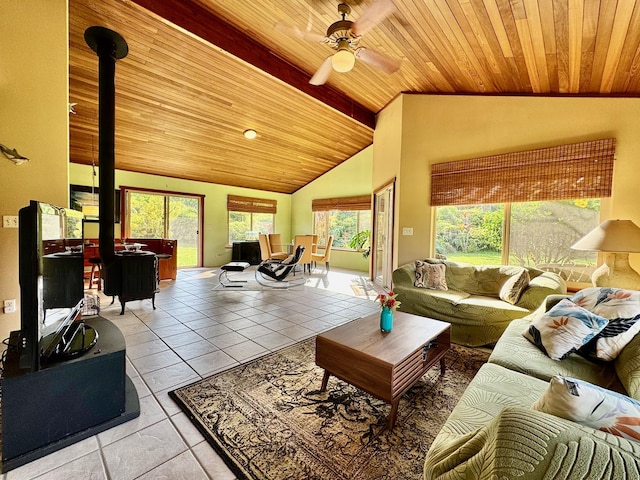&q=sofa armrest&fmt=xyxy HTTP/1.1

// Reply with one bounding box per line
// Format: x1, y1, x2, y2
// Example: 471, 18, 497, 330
424, 406, 640, 480
516, 271, 567, 311
391, 262, 416, 288
616, 328, 640, 401
544, 293, 570, 311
